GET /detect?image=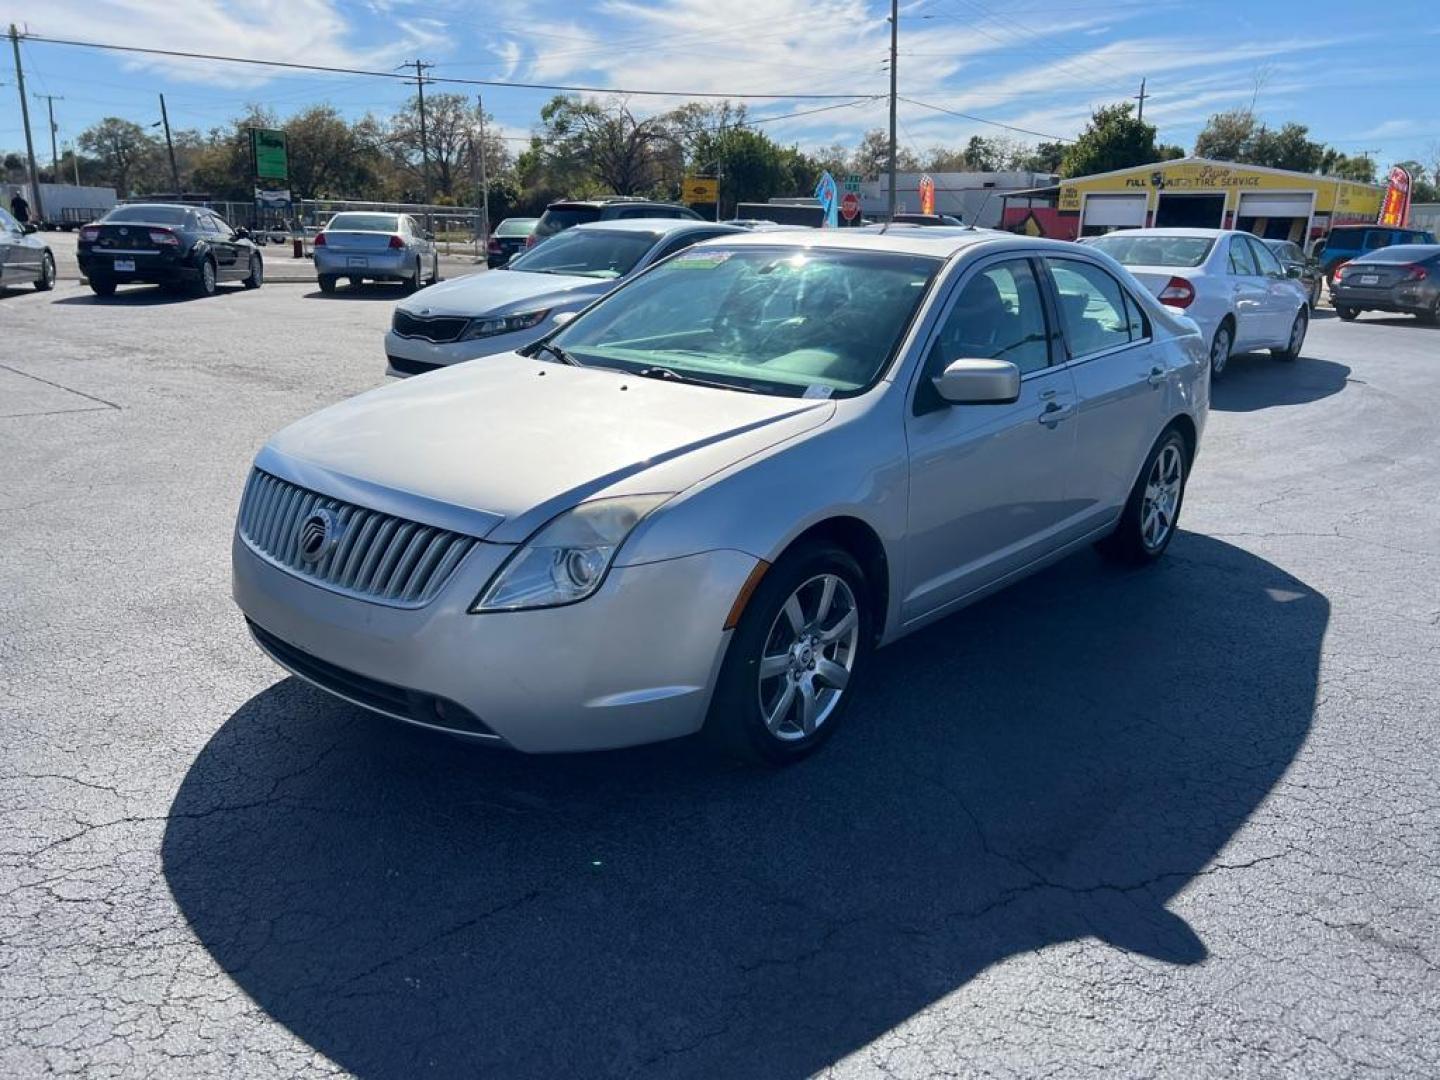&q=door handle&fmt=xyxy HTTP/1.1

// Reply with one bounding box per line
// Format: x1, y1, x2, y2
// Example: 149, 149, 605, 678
1038, 400, 1074, 427
1146, 366, 1165, 388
